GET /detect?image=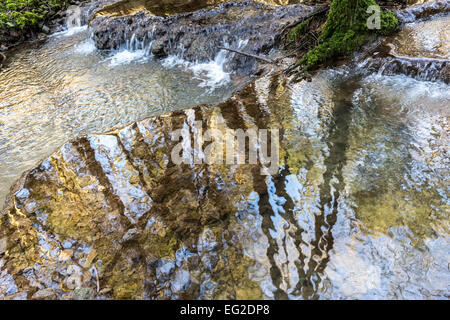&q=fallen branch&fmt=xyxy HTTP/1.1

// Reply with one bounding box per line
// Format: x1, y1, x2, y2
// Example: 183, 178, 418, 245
218, 46, 275, 64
